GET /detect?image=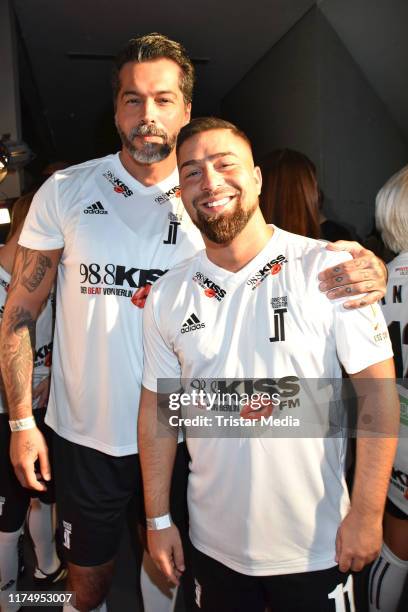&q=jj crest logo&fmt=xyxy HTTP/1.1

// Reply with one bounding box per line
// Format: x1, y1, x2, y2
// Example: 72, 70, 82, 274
164, 220, 180, 245
270, 295, 288, 343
